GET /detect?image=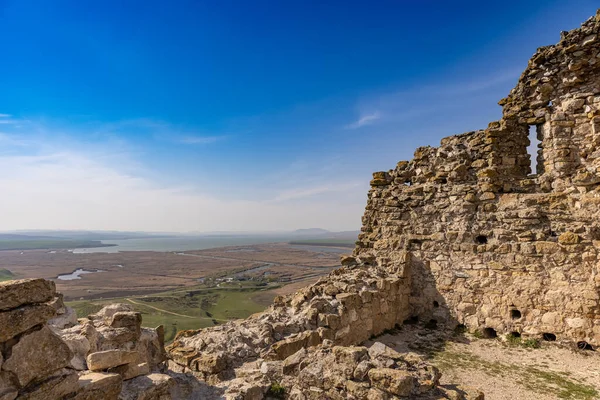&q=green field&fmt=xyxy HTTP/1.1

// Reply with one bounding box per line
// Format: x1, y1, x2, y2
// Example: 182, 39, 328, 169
67, 281, 278, 342
0, 269, 14, 281
0, 239, 115, 251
